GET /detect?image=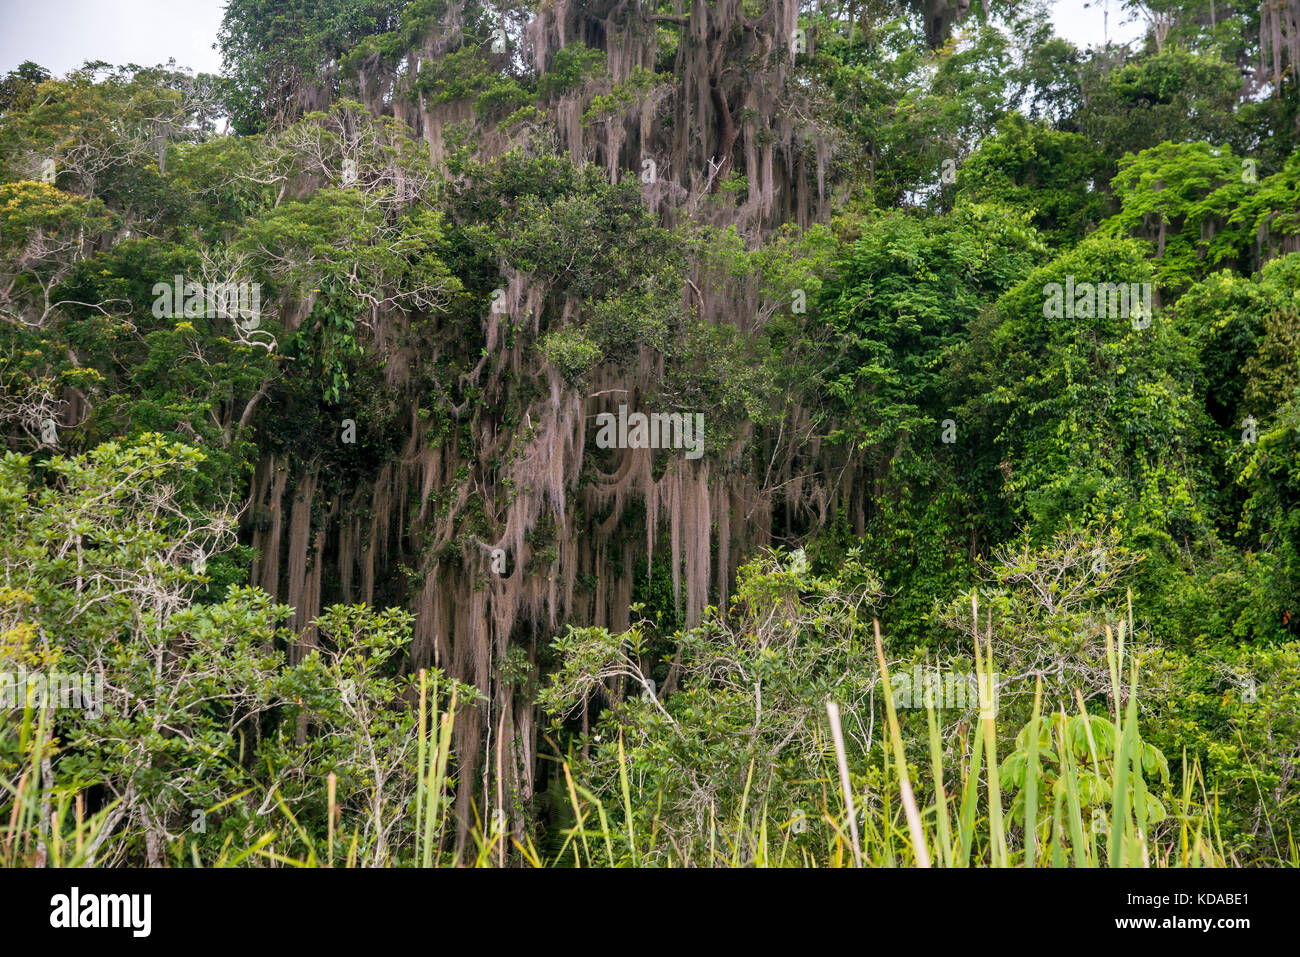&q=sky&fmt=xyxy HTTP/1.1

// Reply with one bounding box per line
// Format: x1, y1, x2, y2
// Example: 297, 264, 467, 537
0, 0, 1147, 78
0, 0, 228, 76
